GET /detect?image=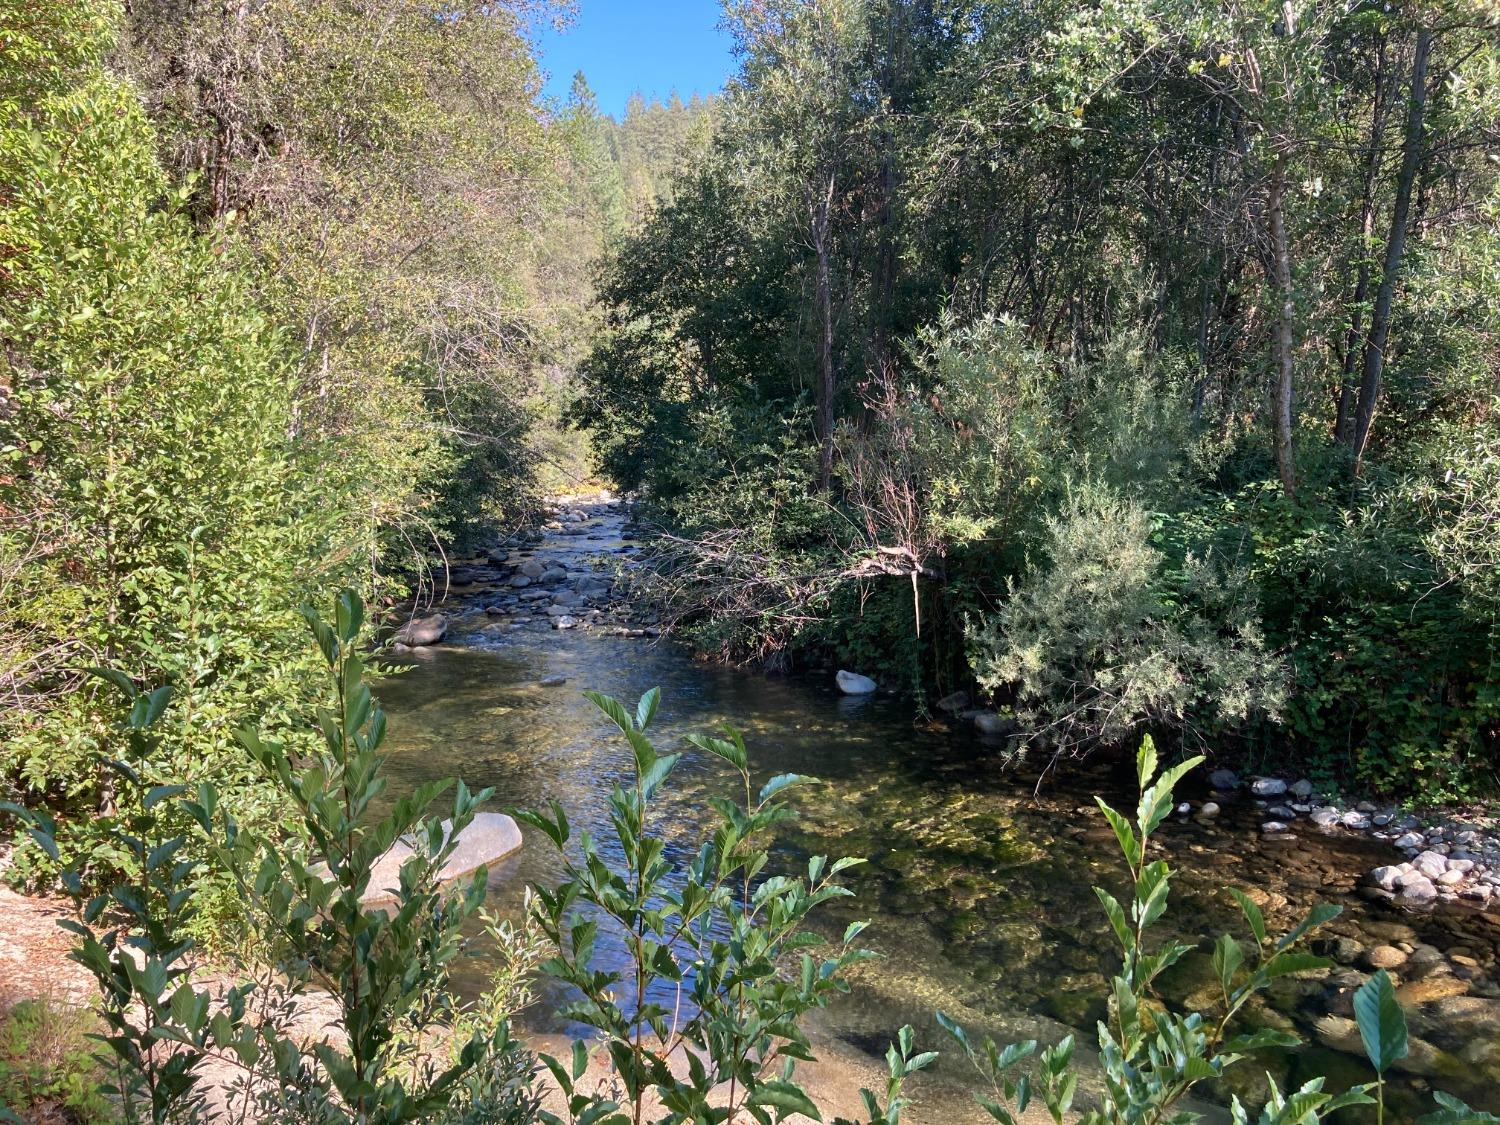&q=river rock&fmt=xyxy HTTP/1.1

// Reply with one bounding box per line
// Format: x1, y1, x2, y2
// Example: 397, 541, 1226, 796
1368, 865, 1405, 892
1262, 821, 1291, 834
836, 670, 877, 695
1341, 810, 1372, 829
362, 813, 522, 905
1290, 779, 1314, 798
1312, 1015, 1364, 1055
1399, 875, 1438, 904
935, 691, 970, 713
553, 615, 579, 630
1251, 777, 1288, 797
1395, 831, 1424, 849
973, 711, 1016, 736
1397, 974, 1470, 1005
1209, 768, 1238, 790
509, 574, 532, 588
1413, 850, 1449, 879
1310, 807, 1341, 828
1362, 944, 1408, 970
538, 675, 567, 687
540, 566, 567, 584
394, 614, 447, 647
1198, 801, 1220, 818
519, 558, 546, 579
